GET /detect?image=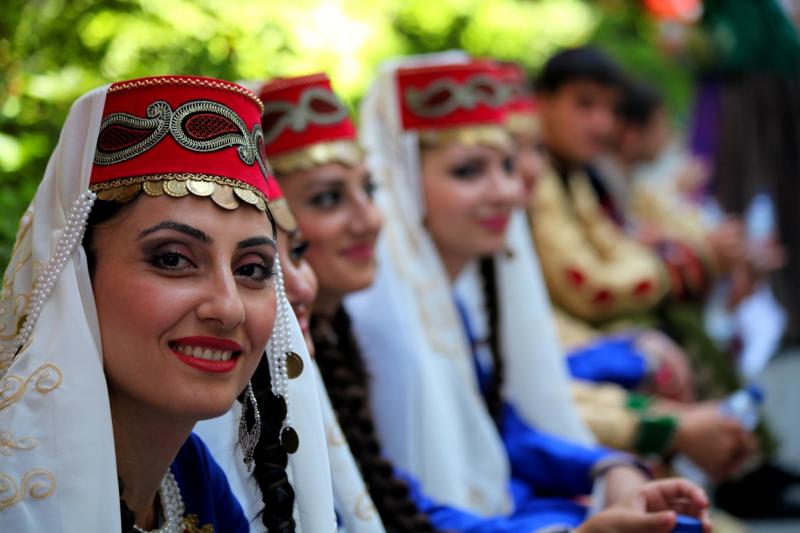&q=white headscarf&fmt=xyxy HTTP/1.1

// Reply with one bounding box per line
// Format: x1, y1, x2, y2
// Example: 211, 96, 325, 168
345, 53, 512, 516
0, 85, 335, 531
455, 210, 596, 445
